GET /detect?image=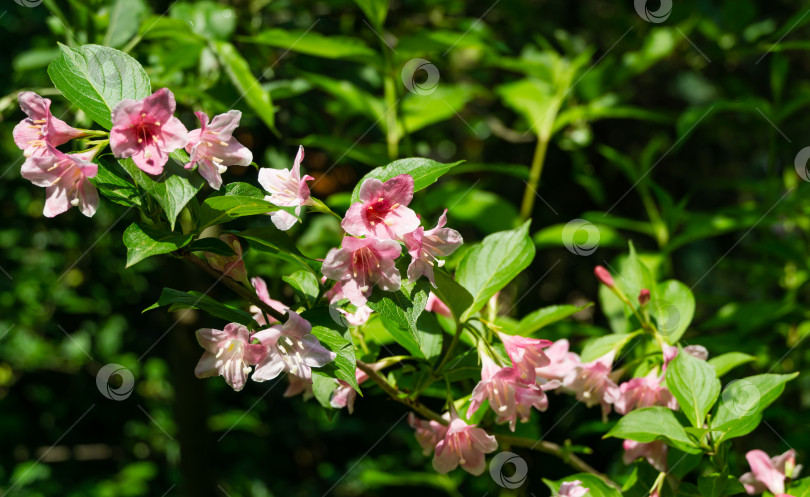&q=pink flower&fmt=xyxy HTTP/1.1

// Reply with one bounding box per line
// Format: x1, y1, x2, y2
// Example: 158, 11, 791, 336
536, 339, 581, 383
663, 345, 709, 370
283, 375, 314, 400
403, 209, 463, 285
426, 293, 452, 317
324, 281, 373, 326
110, 88, 189, 175
408, 413, 449, 456
467, 355, 555, 431
433, 410, 498, 476
13, 92, 85, 158
257, 145, 313, 231
563, 351, 621, 417
21, 145, 98, 218
557, 480, 590, 497
739, 449, 801, 495
321, 236, 402, 306
252, 312, 336, 381
330, 367, 373, 413
614, 370, 678, 414
498, 332, 552, 381
250, 276, 289, 326
185, 110, 252, 189
342, 174, 420, 239
623, 440, 668, 472
194, 323, 266, 391
594, 265, 614, 287
203, 234, 249, 285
